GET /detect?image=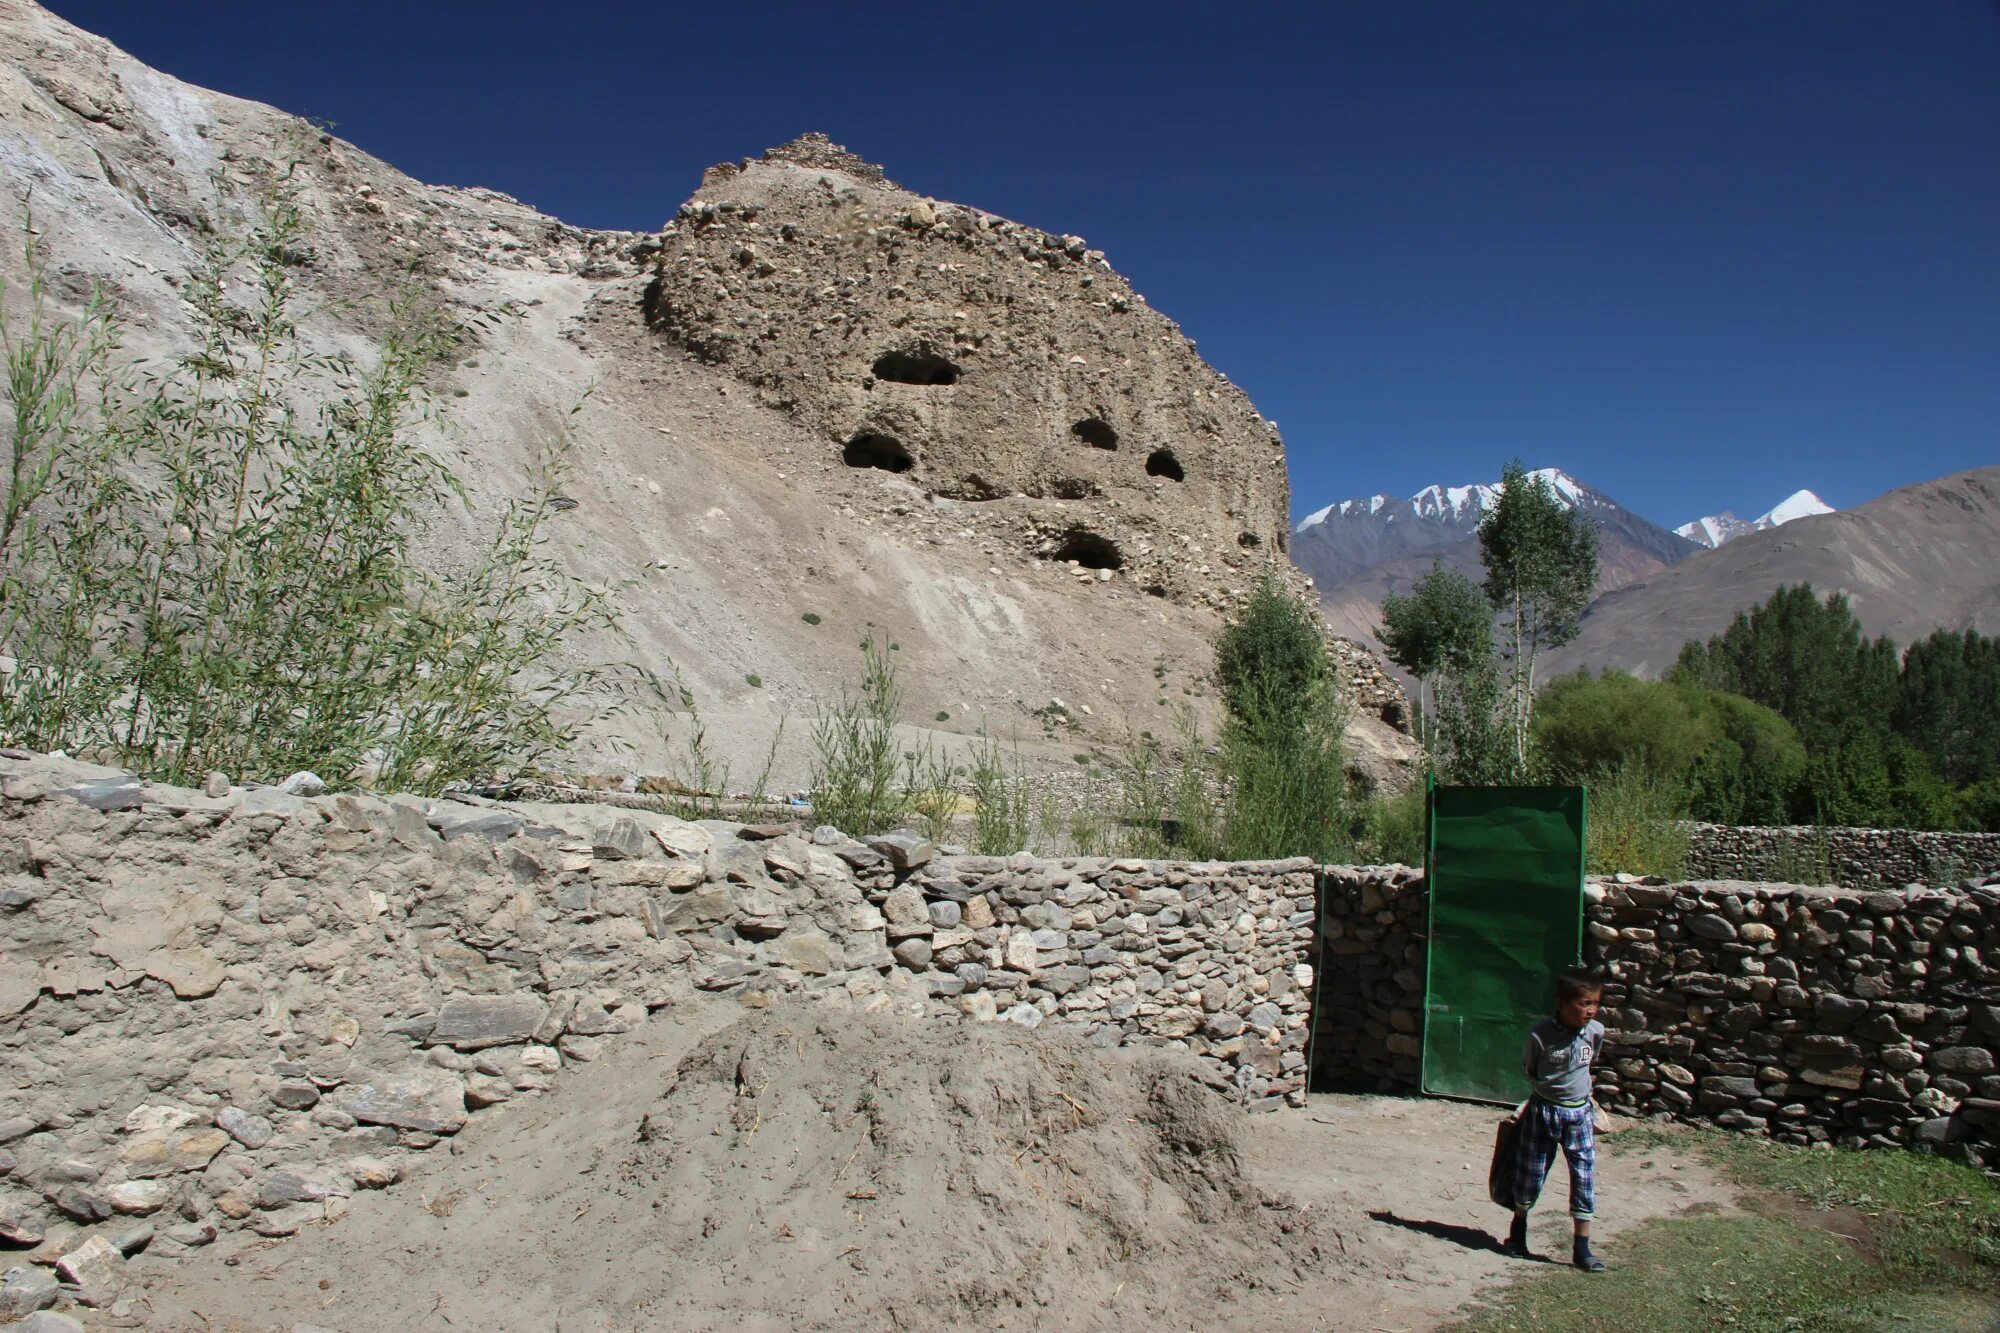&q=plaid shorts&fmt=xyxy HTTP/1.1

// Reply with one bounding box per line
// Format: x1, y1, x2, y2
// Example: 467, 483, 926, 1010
1513, 1098, 1596, 1219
